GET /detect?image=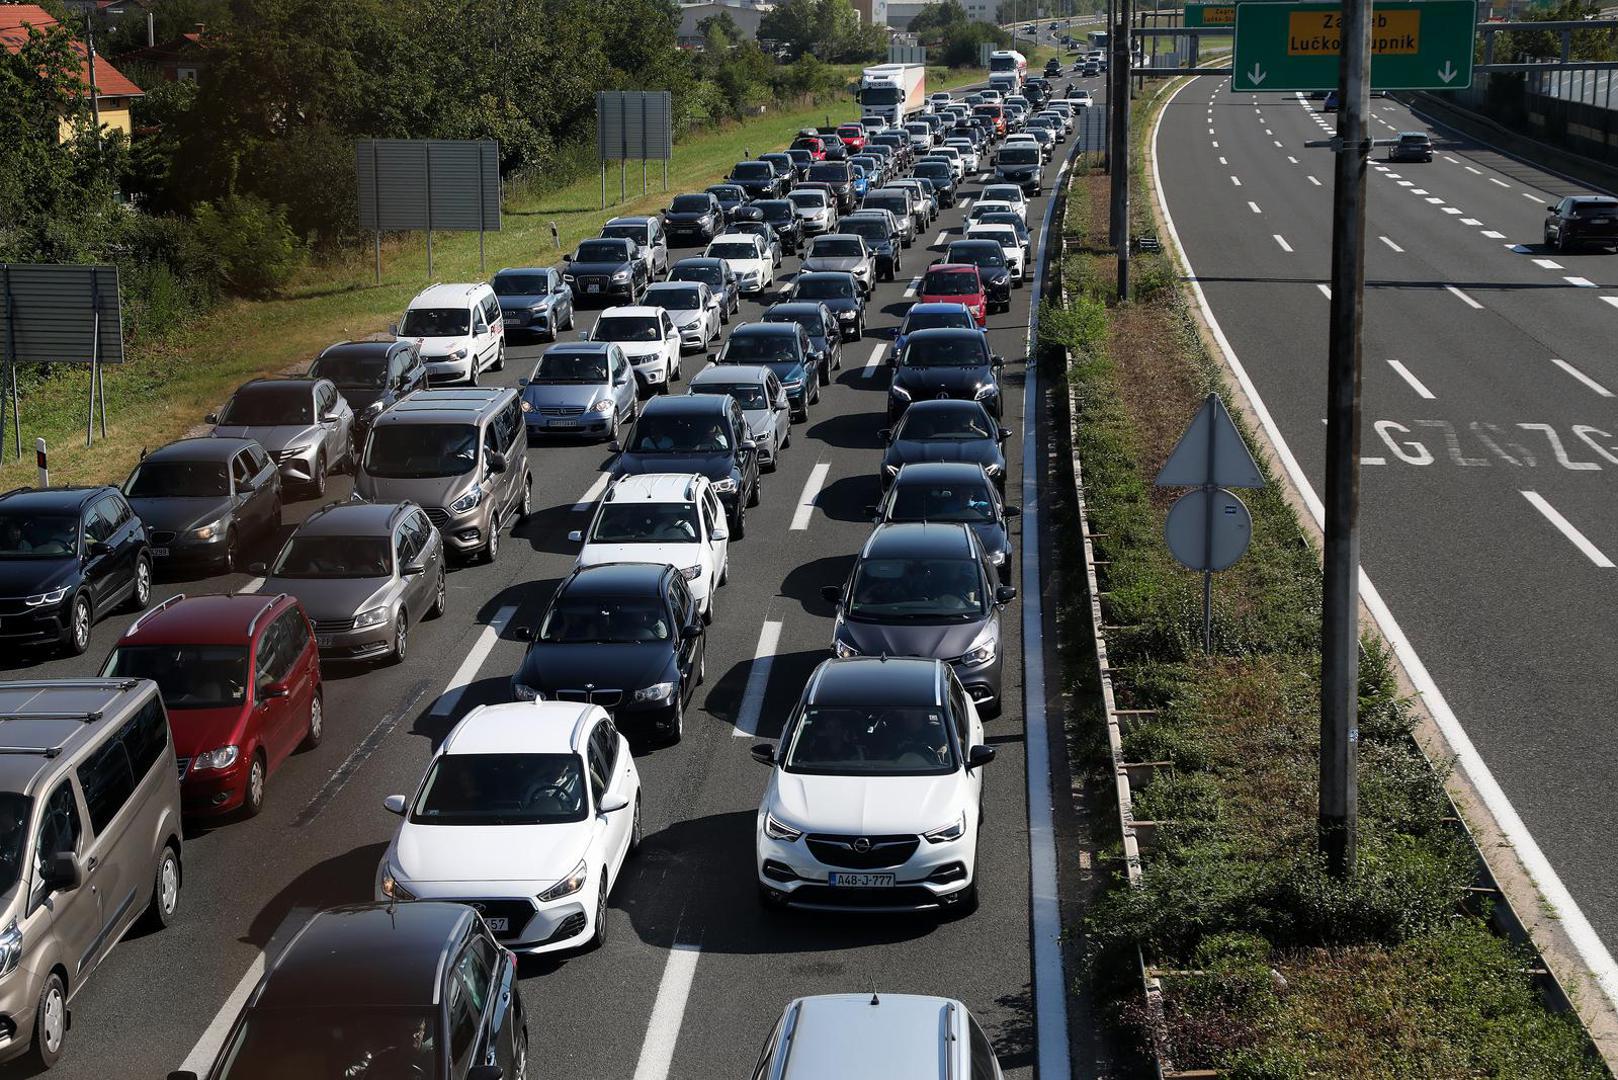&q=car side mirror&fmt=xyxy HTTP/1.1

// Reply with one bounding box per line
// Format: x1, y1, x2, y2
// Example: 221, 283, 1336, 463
204, 412, 219, 425
247, 561, 268, 574
578, 330, 591, 341
44, 851, 81, 892
474, 321, 489, 335
609, 440, 623, 453
998, 427, 1012, 441
513, 625, 536, 641
684, 620, 704, 638
995, 584, 1018, 604
1547, 204, 1558, 212
383, 794, 408, 815
388, 323, 399, 336
517, 377, 530, 387
991, 354, 1004, 368
85, 540, 112, 559
750, 743, 776, 766
1003, 505, 1021, 518
567, 529, 585, 544
260, 682, 289, 701
967, 744, 996, 769
486, 452, 508, 474
403, 561, 427, 577
563, 253, 573, 262
876, 428, 892, 443
819, 585, 842, 605
710, 527, 728, 541
598, 793, 630, 814
740, 438, 757, 452
776, 395, 789, 410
